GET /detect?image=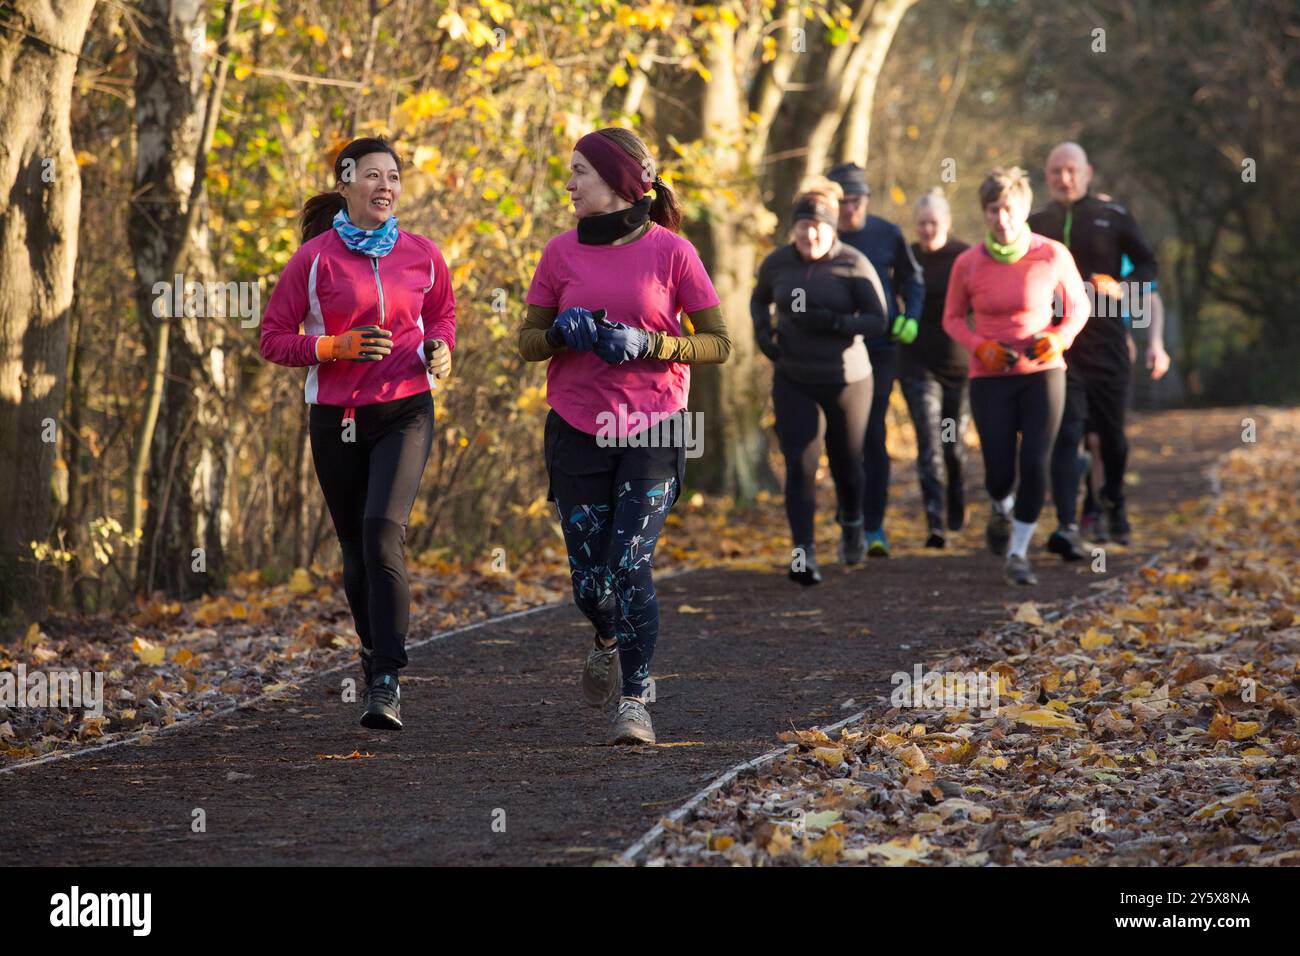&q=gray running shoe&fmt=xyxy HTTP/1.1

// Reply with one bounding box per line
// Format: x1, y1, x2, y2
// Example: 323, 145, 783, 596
986, 507, 1011, 556
1004, 553, 1038, 585
611, 696, 656, 745
1047, 525, 1089, 561
581, 639, 621, 707
361, 673, 402, 730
